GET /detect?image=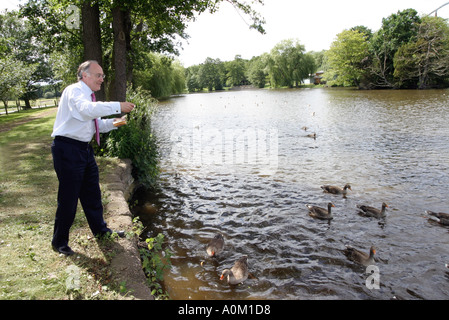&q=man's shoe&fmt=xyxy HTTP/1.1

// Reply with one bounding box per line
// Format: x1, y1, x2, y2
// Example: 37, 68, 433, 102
52, 245, 75, 256
115, 230, 126, 238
